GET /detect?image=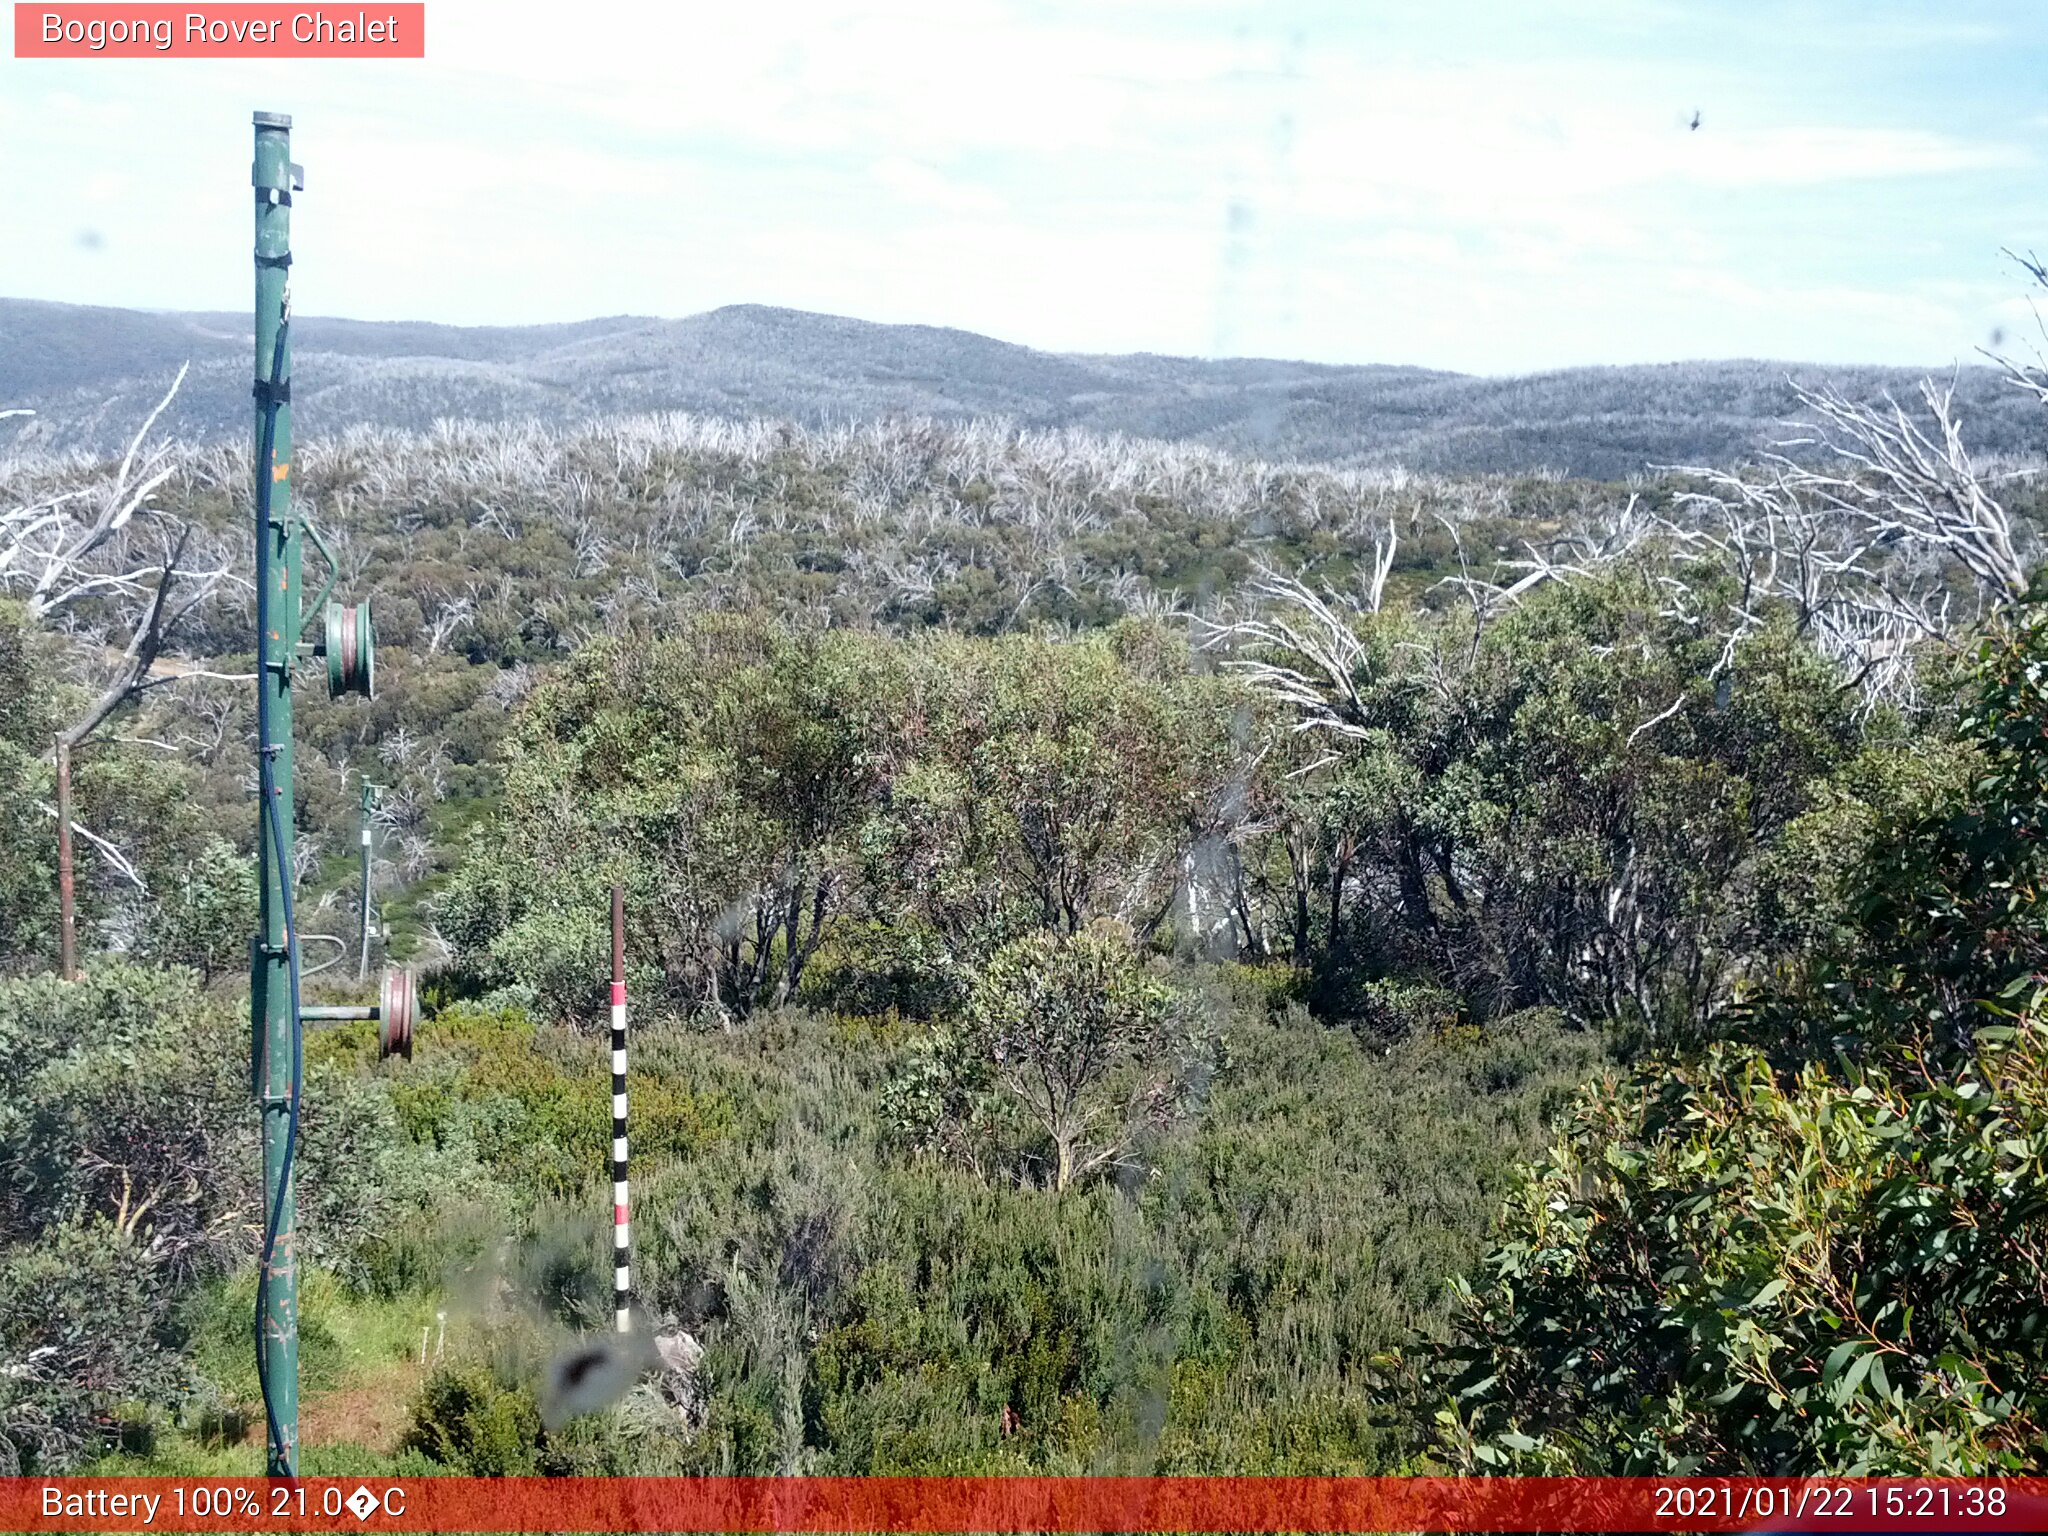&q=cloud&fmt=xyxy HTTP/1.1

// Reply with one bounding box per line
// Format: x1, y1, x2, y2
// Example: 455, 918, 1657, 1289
2, 0, 2041, 372
1281, 65, 2026, 205
865, 157, 1006, 215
